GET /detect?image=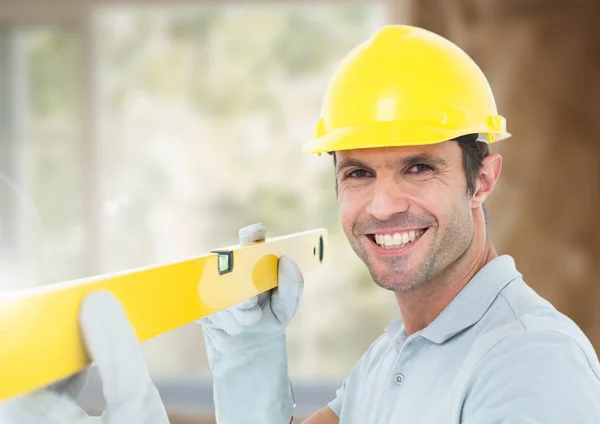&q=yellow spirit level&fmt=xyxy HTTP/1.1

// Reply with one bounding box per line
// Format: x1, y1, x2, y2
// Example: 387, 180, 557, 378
0, 228, 327, 401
